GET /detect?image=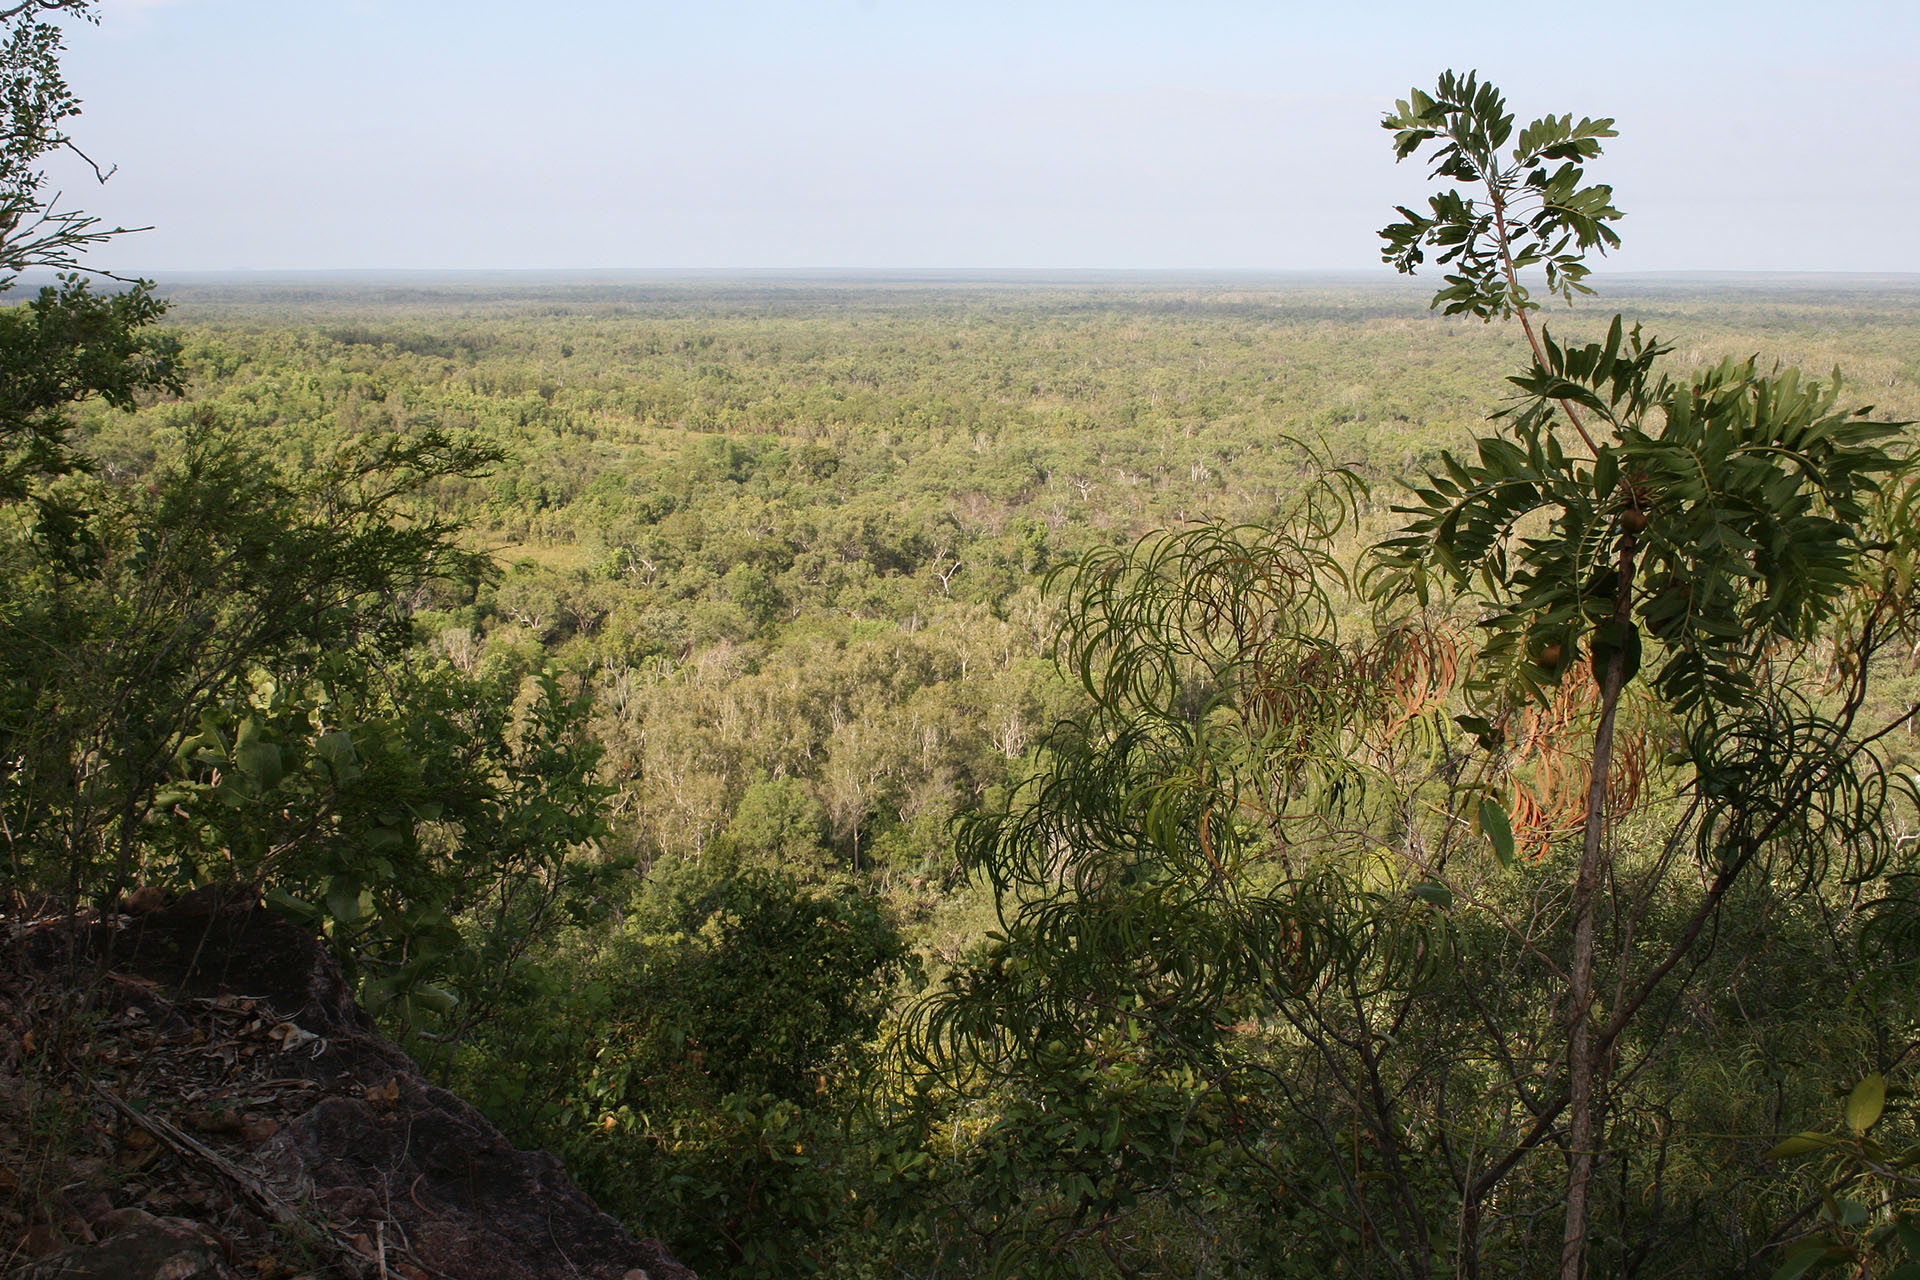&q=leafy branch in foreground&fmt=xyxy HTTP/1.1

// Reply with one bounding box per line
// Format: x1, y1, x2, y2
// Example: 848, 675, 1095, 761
0, 1, 146, 284
1381, 70, 1623, 457
1, 420, 507, 906
1380, 70, 1622, 320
